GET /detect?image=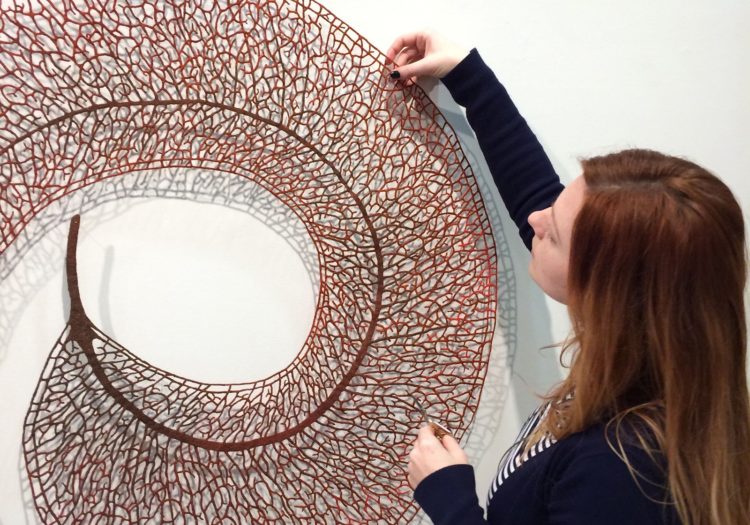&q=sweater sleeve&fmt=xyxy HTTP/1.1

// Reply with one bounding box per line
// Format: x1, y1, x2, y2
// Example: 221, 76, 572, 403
441, 49, 564, 250
414, 464, 488, 525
